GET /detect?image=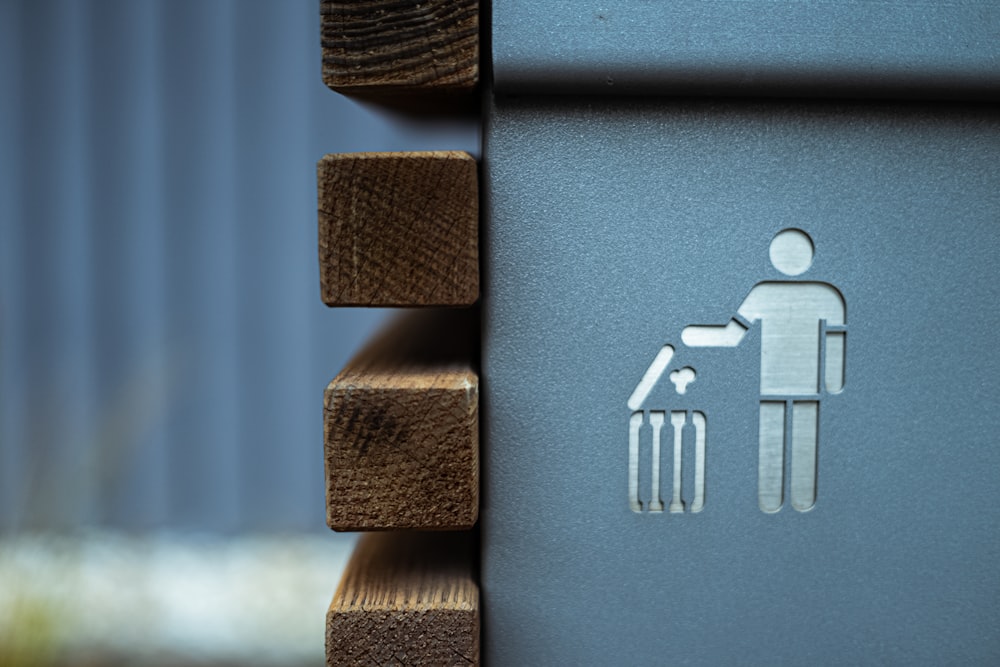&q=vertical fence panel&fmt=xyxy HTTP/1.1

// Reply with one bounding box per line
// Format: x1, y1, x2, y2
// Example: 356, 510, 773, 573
16, 1, 98, 529
0, 1, 26, 531
88, 0, 171, 529
232, 0, 318, 531
159, 0, 242, 532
